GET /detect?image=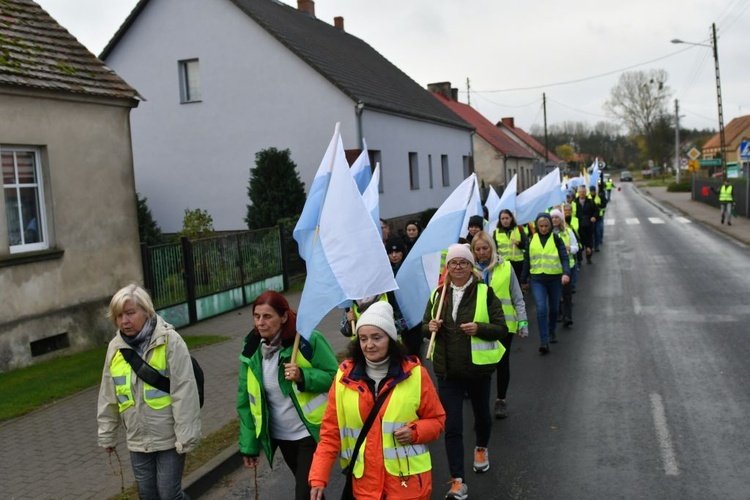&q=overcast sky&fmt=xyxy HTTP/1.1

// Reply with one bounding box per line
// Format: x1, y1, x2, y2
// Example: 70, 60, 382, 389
36, 0, 750, 135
